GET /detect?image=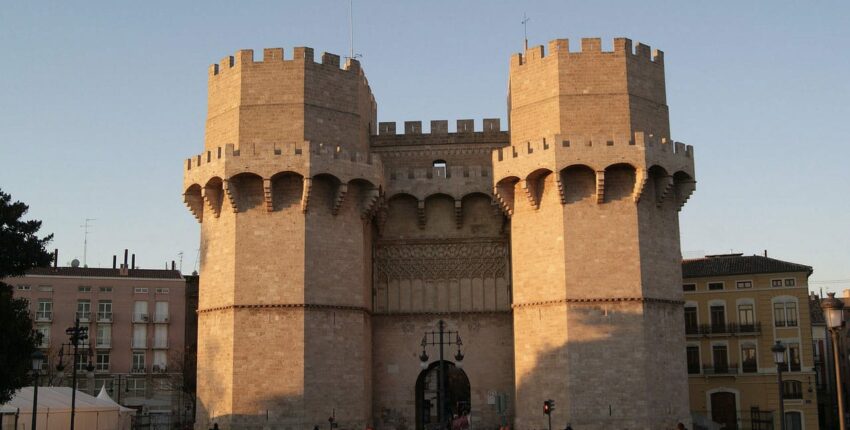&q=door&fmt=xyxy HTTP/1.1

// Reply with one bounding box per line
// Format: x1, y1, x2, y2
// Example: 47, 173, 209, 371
785, 411, 802, 430
416, 361, 471, 430
710, 391, 738, 430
